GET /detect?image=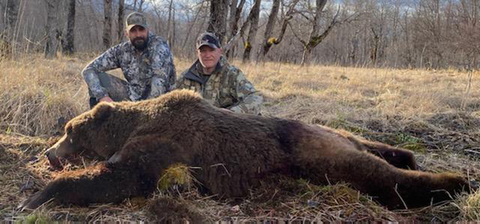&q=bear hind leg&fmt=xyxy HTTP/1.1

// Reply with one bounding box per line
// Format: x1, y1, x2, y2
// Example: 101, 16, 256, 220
298, 146, 468, 209
346, 134, 417, 170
